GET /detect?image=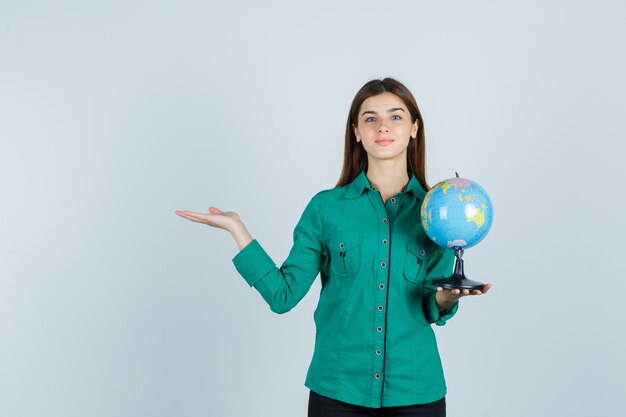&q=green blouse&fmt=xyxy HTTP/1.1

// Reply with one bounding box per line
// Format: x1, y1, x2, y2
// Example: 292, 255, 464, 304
232, 169, 458, 408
